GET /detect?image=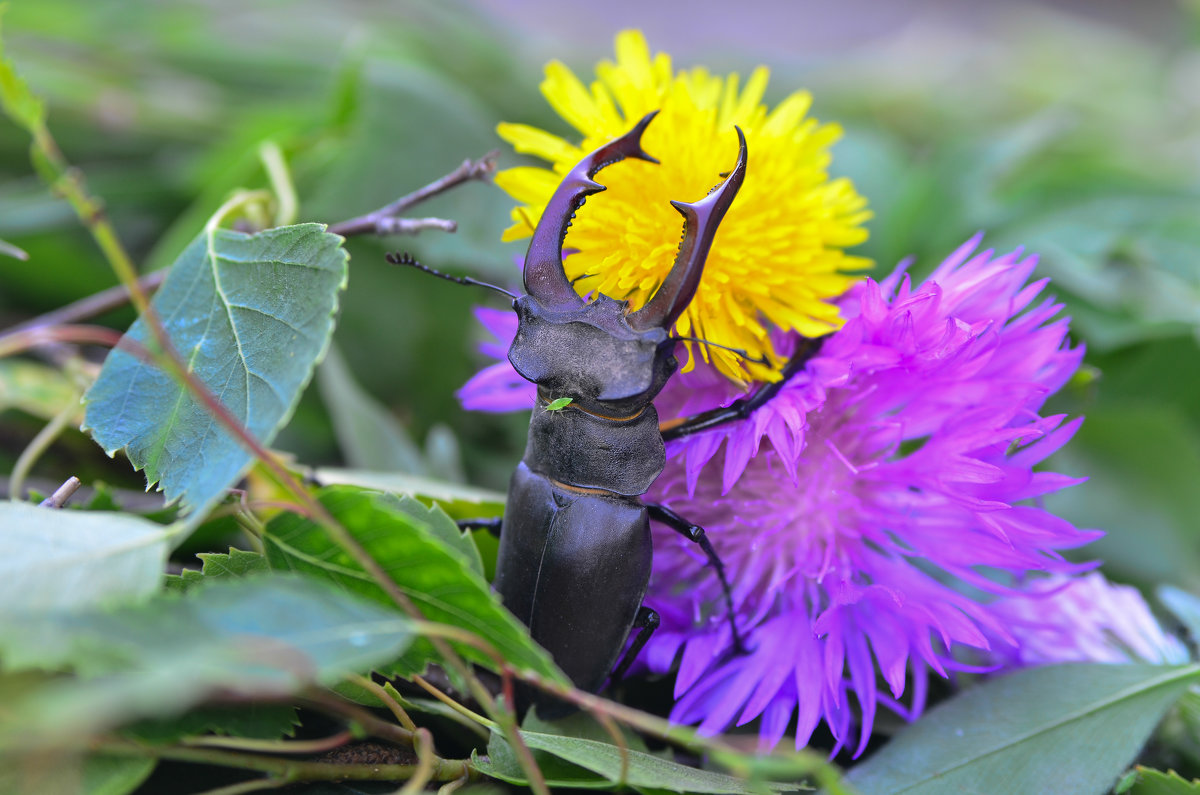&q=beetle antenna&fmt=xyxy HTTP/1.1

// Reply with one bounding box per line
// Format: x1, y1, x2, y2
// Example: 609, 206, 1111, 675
386, 252, 518, 299
670, 336, 771, 366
